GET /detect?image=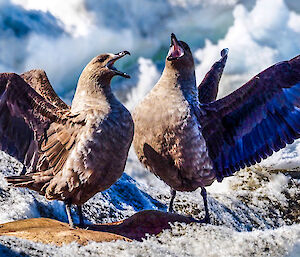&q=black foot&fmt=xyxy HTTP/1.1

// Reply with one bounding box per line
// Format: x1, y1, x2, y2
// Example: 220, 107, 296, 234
168, 189, 176, 212
194, 215, 211, 224
199, 187, 210, 224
